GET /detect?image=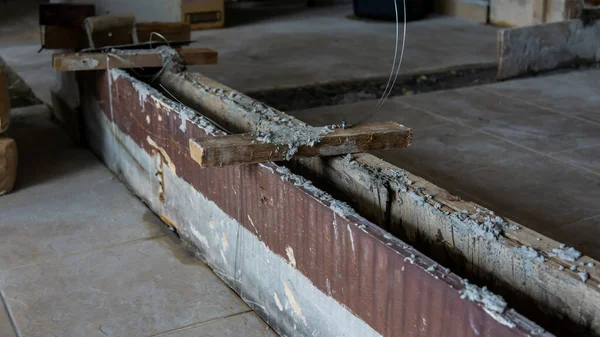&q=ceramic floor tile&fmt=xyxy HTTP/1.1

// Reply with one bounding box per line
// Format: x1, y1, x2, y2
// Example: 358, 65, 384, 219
399, 86, 535, 127
476, 109, 600, 154
290, 99, 449, 131
441, 153, 600, 232
0, 236, 250, 337
157, 312, 278, 337
557, 215, 600, 261
373, 123, 531, 179
0, 177, 168, 270
551, 146, 600, 175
